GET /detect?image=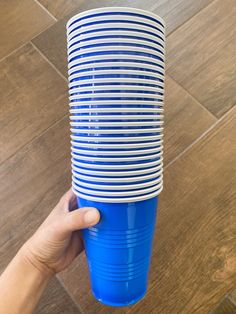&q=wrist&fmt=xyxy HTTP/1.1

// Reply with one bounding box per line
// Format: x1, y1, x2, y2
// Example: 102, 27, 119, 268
19, 243, 54, 281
